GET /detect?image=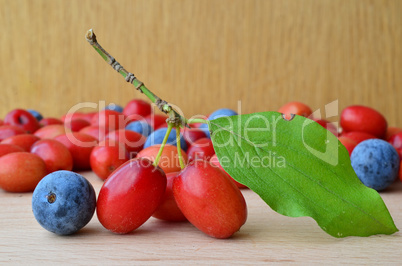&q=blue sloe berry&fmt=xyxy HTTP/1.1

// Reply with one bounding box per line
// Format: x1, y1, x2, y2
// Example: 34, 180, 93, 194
144, 127, 187, 151
126, 120, 153, 137
351, 139, 400, 191
32, 170, 96, 235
